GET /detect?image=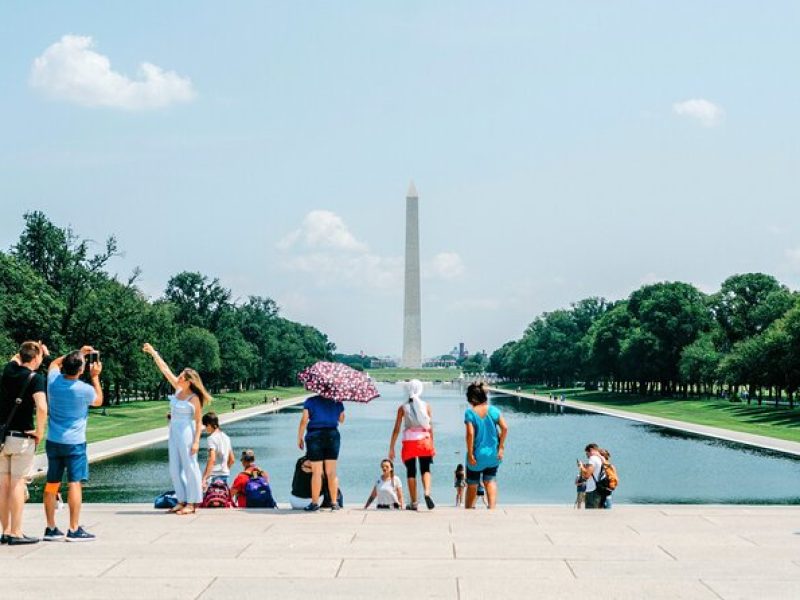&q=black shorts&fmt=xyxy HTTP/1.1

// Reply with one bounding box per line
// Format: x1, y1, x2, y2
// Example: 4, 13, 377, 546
404, 456, 433, 478
305, 428, 341, 462
466, 465, 498, 485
